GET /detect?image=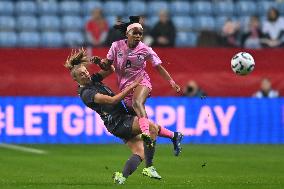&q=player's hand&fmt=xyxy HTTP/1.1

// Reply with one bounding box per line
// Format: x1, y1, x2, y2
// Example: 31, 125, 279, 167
91, 56, 110, 71
170, 82, 181, 93
99, 59, 111, 71
90, 56, 101, 65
